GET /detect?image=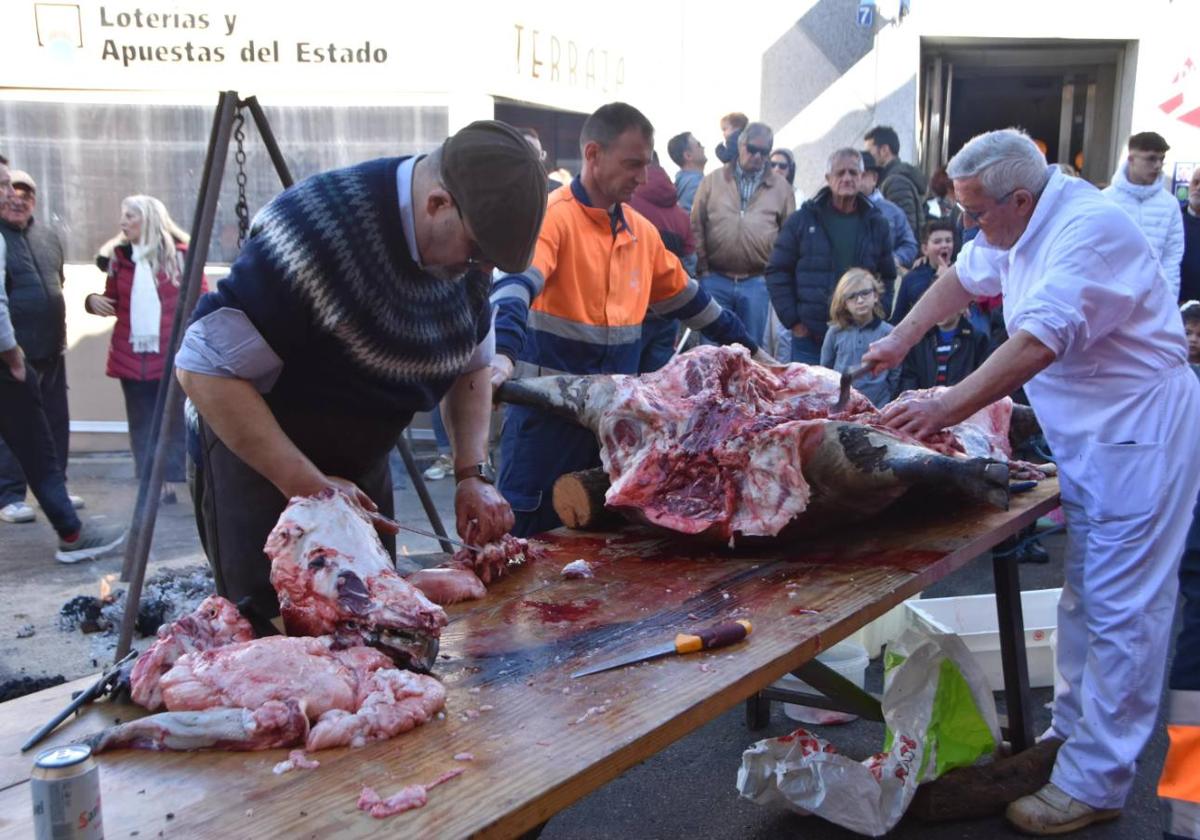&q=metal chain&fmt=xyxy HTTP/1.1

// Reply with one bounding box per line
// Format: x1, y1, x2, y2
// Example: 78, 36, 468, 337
233, 108, 250, 249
